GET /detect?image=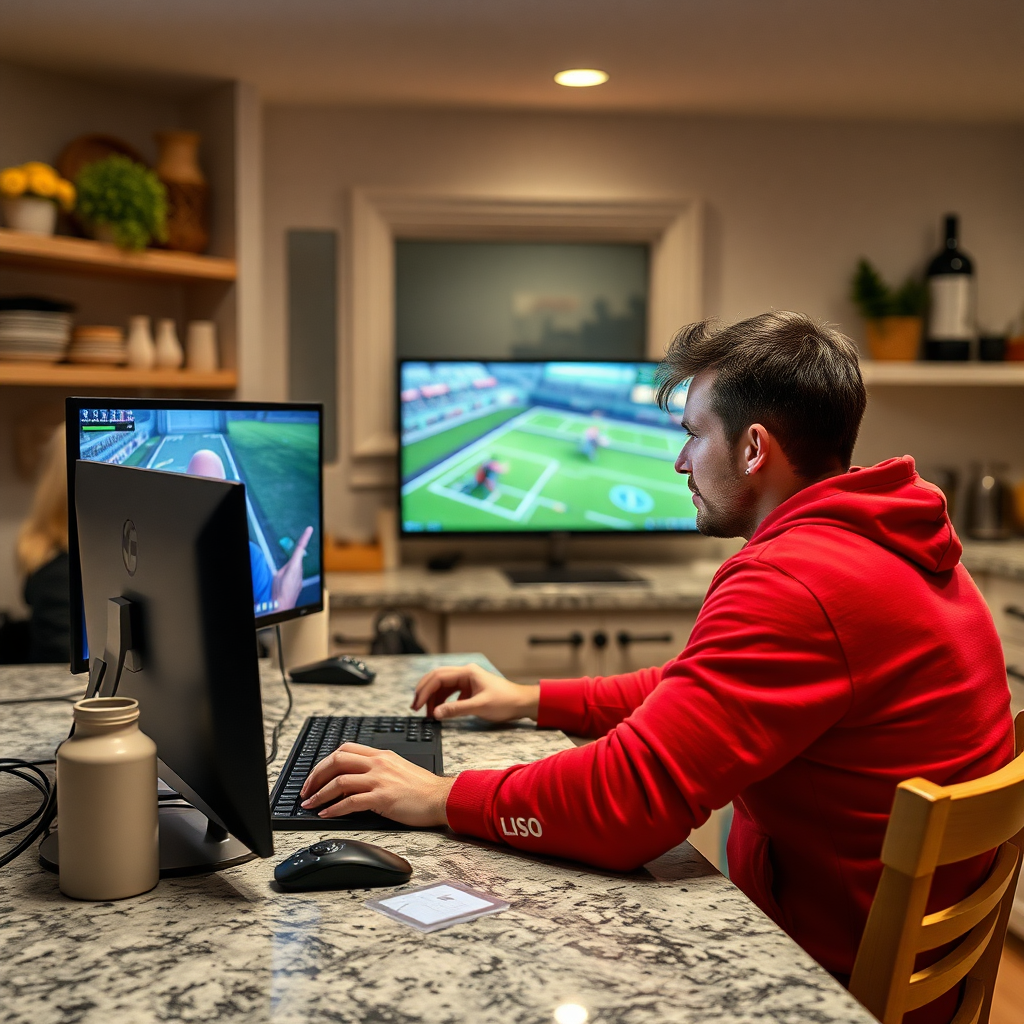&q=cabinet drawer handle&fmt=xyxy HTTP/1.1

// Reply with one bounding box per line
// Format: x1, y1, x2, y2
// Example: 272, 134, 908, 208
1008, 666, 1024, 683
1004, 605, 1024, 623
528, 632, 584, 648
592, 630, 608, 649
617, 631, 674, 647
